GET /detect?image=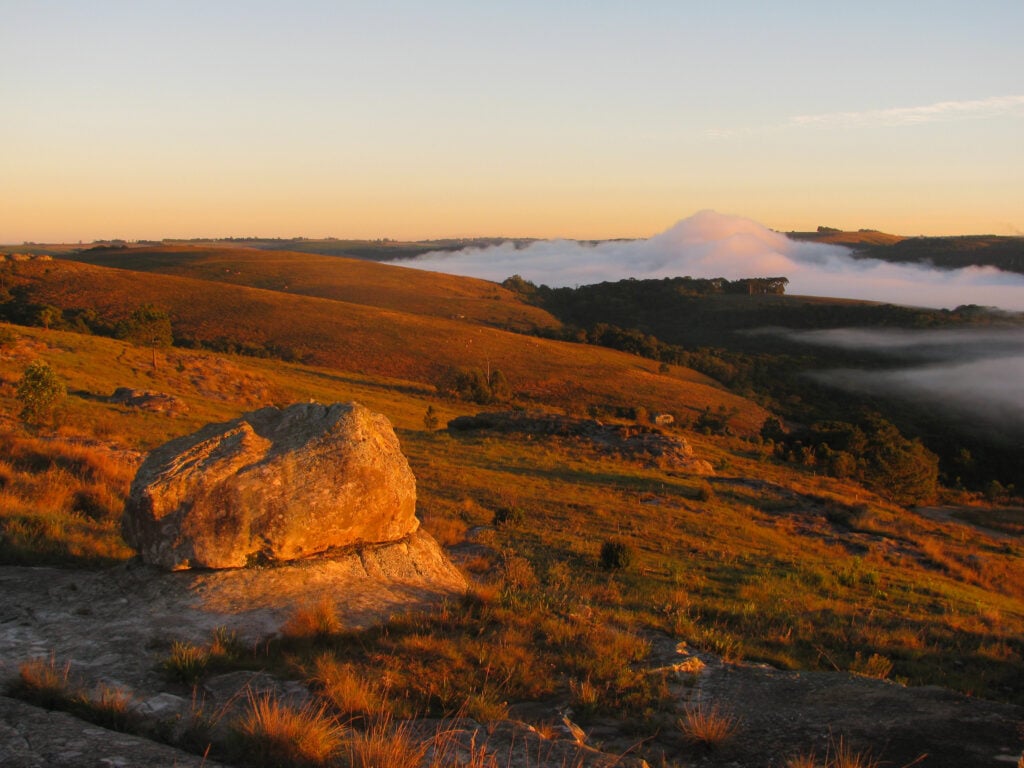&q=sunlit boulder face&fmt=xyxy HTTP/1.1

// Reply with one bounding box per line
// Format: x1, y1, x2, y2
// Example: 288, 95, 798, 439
122, 402, 418, 570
